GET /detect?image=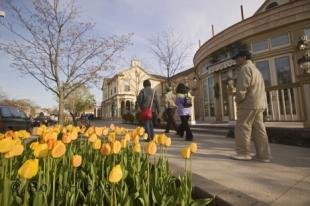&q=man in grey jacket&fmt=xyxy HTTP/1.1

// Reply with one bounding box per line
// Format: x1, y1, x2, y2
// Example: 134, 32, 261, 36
231, 49, 271, 162
137, 79, 160, 141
